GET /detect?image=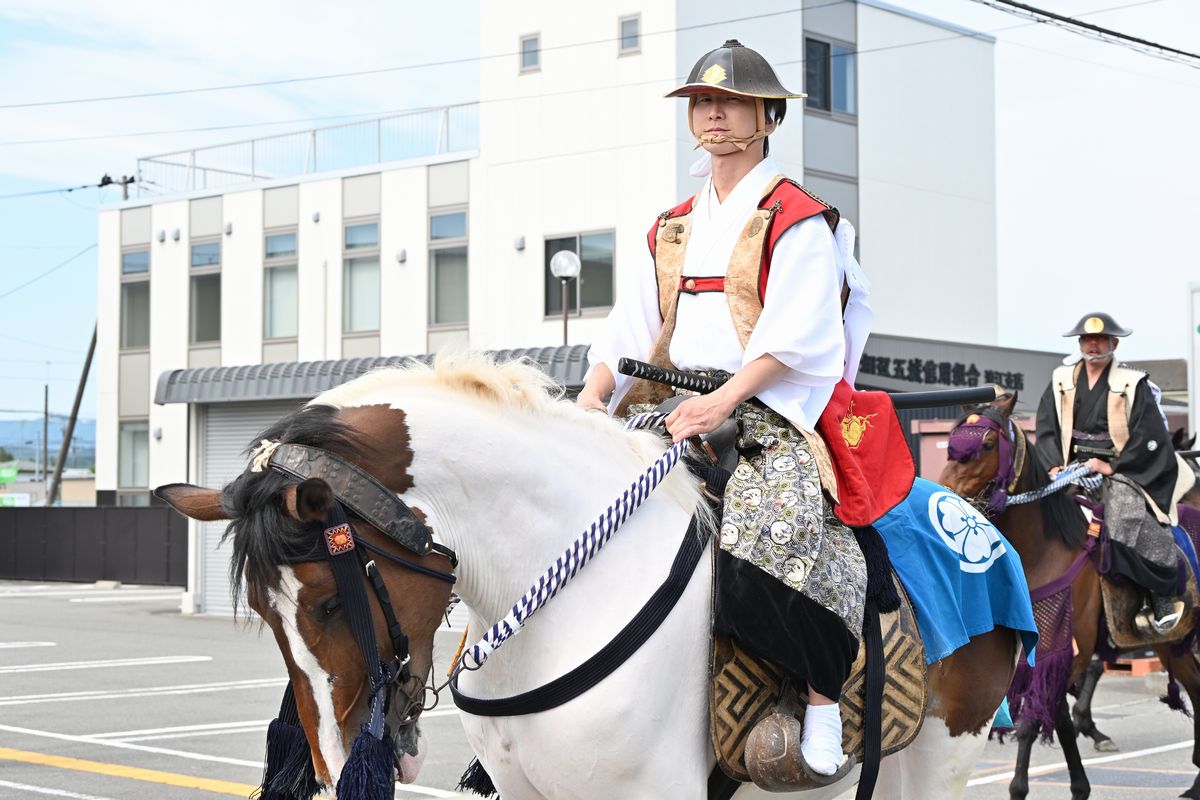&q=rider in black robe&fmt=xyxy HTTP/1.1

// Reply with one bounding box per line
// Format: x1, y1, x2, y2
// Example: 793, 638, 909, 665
1035, 312, 1182, 629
